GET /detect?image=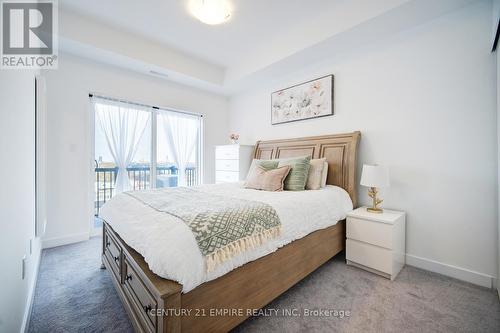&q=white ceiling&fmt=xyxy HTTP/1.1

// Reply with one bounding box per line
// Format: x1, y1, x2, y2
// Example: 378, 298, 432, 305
60, 0, 409, 69
58, 0, 479, 94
